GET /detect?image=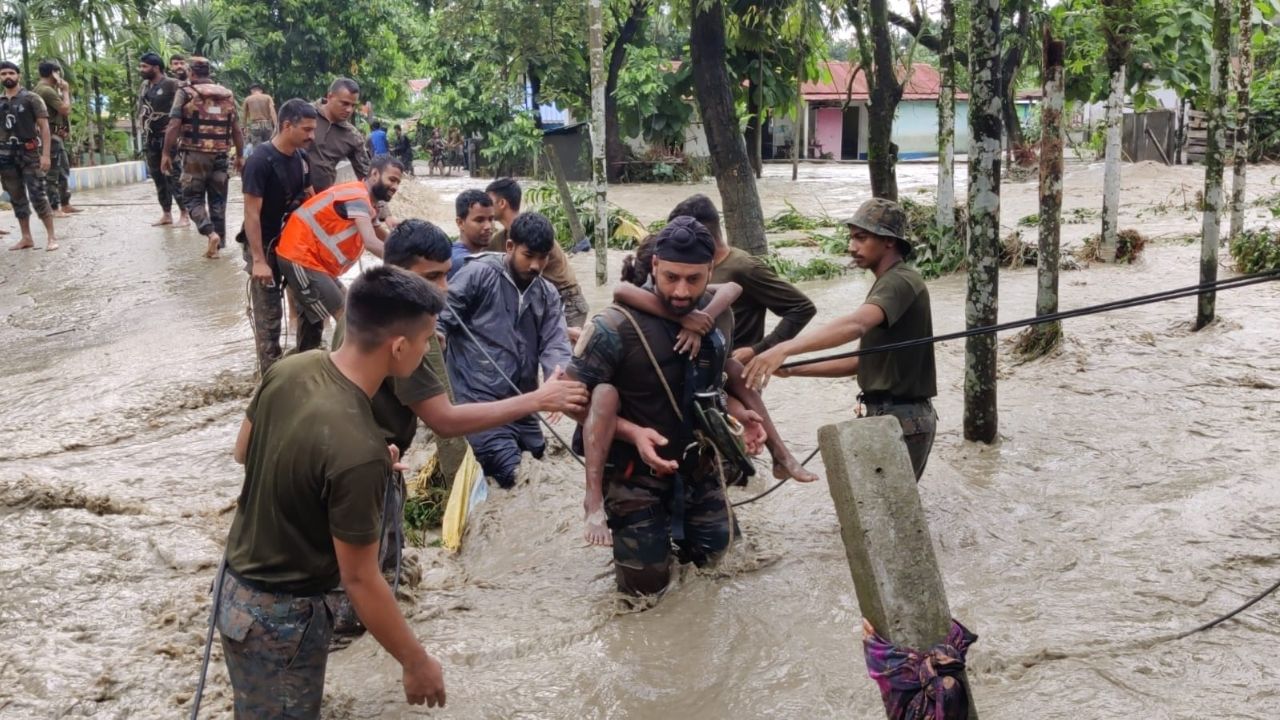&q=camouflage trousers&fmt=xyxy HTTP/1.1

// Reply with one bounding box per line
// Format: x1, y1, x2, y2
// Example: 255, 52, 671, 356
145, 136, 182, 213
861, 399, 938, 481
240, 243, 323, 375
0, 148, 51, 221
180, 150, 229, 238
603, 450, 734, 596
44, 137, 71, 210
217, 570, 333, 719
